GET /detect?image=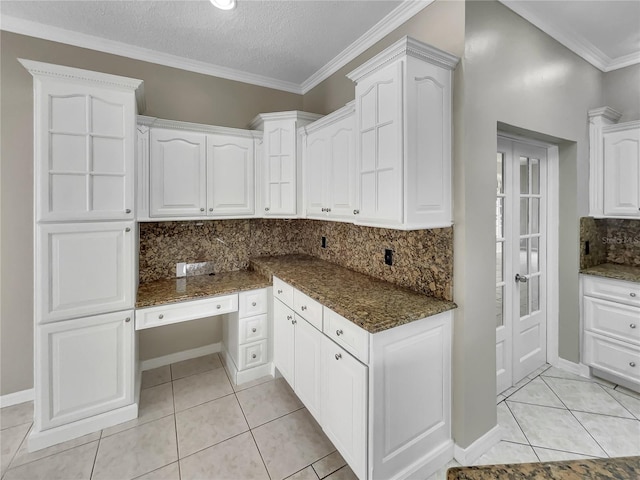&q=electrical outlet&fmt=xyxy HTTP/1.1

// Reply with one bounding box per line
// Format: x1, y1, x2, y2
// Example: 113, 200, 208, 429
176, 262, 186, 278
384, 249, 393, 266
585, 241, 590, 255
321, 236, 327, 248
